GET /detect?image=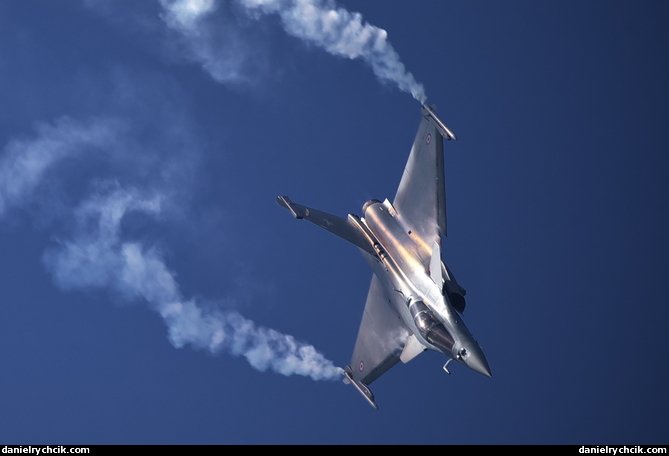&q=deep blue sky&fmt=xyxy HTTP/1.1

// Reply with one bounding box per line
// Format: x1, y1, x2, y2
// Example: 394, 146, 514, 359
1, 0, 668, 444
